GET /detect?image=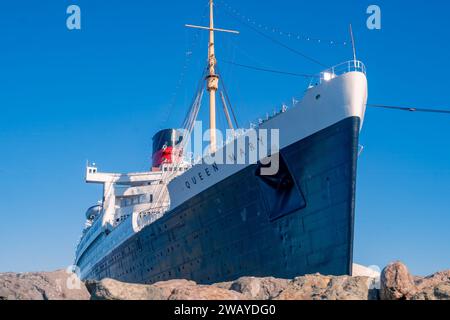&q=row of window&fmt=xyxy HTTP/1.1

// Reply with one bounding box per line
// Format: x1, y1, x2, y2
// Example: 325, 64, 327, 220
115, 214, 130, 223
163, 166, 189, 172
116, 194, 153, 207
